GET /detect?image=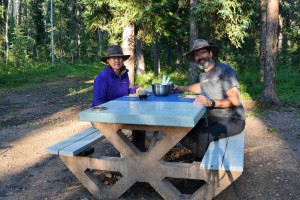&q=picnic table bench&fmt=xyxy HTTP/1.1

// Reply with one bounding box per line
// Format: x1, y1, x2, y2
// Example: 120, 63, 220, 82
45, 127, 105, 156
45, 126, 245, 200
